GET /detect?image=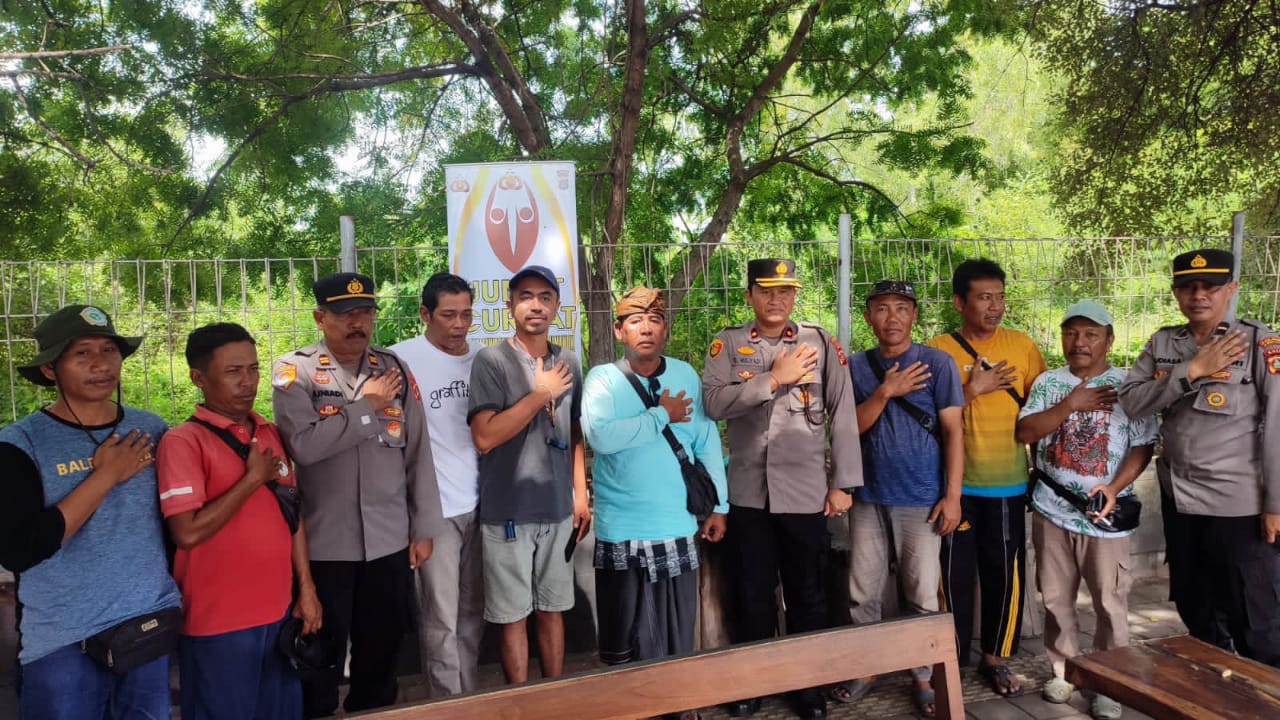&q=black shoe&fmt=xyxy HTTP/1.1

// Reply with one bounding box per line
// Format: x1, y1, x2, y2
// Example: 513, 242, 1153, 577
790, 688, 827, 719
726, 697, 763, 717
